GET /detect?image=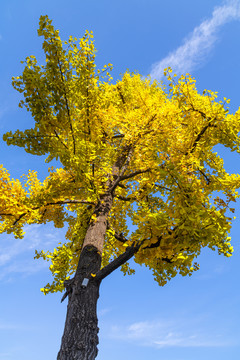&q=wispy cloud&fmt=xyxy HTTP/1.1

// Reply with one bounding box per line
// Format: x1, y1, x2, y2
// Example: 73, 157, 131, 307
0, 320, 30, 331
0, 224, 63, 280
150, 0, 240, 80
98, 307, 112, 318
109, 317, 236, 348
